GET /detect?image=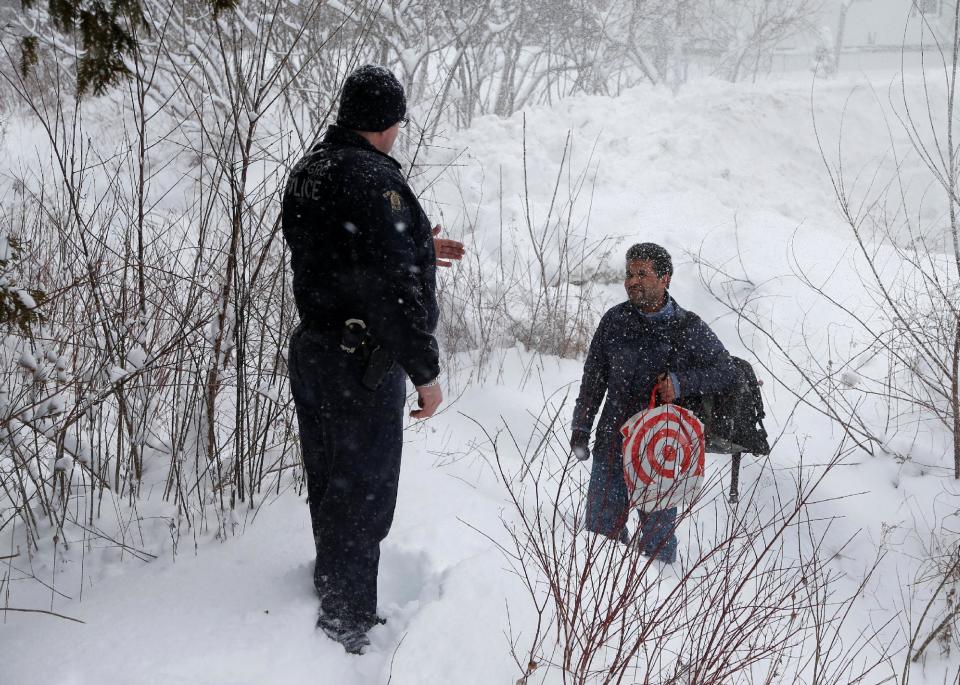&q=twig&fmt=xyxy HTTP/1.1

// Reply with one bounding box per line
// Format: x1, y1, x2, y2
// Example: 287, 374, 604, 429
1, 607, 85, 623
